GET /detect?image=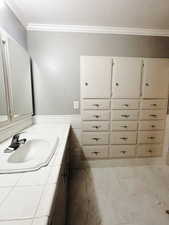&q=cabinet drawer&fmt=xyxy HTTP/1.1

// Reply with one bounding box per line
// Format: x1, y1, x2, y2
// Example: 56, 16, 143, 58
110, 131, 137, 144
83, 99, 110, 110
137, 145, 162, 157
82, 132, 109, 145
139, 110, 166, 120
140, 99, 168, 109
82, 121, 109, 131
138, 131, 164, 144
82, 110, 110, 121
82, 146, 109, 159
111, 121, 138, 131
110, 145, 136, 158
111, 99, 139, 109
138, 120, 165, 131
111, 110, 139, 121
